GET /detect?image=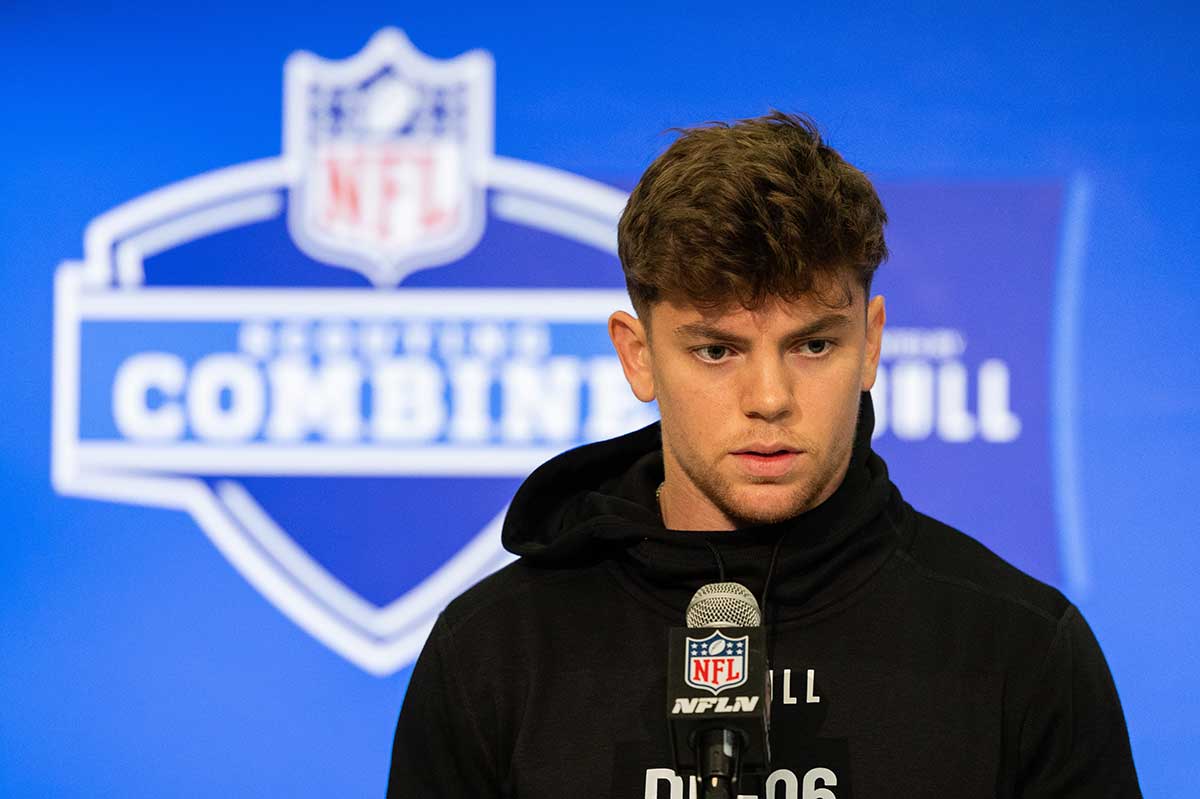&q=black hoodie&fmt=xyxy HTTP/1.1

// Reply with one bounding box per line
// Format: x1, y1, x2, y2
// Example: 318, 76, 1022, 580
387, 394, 1140, 798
